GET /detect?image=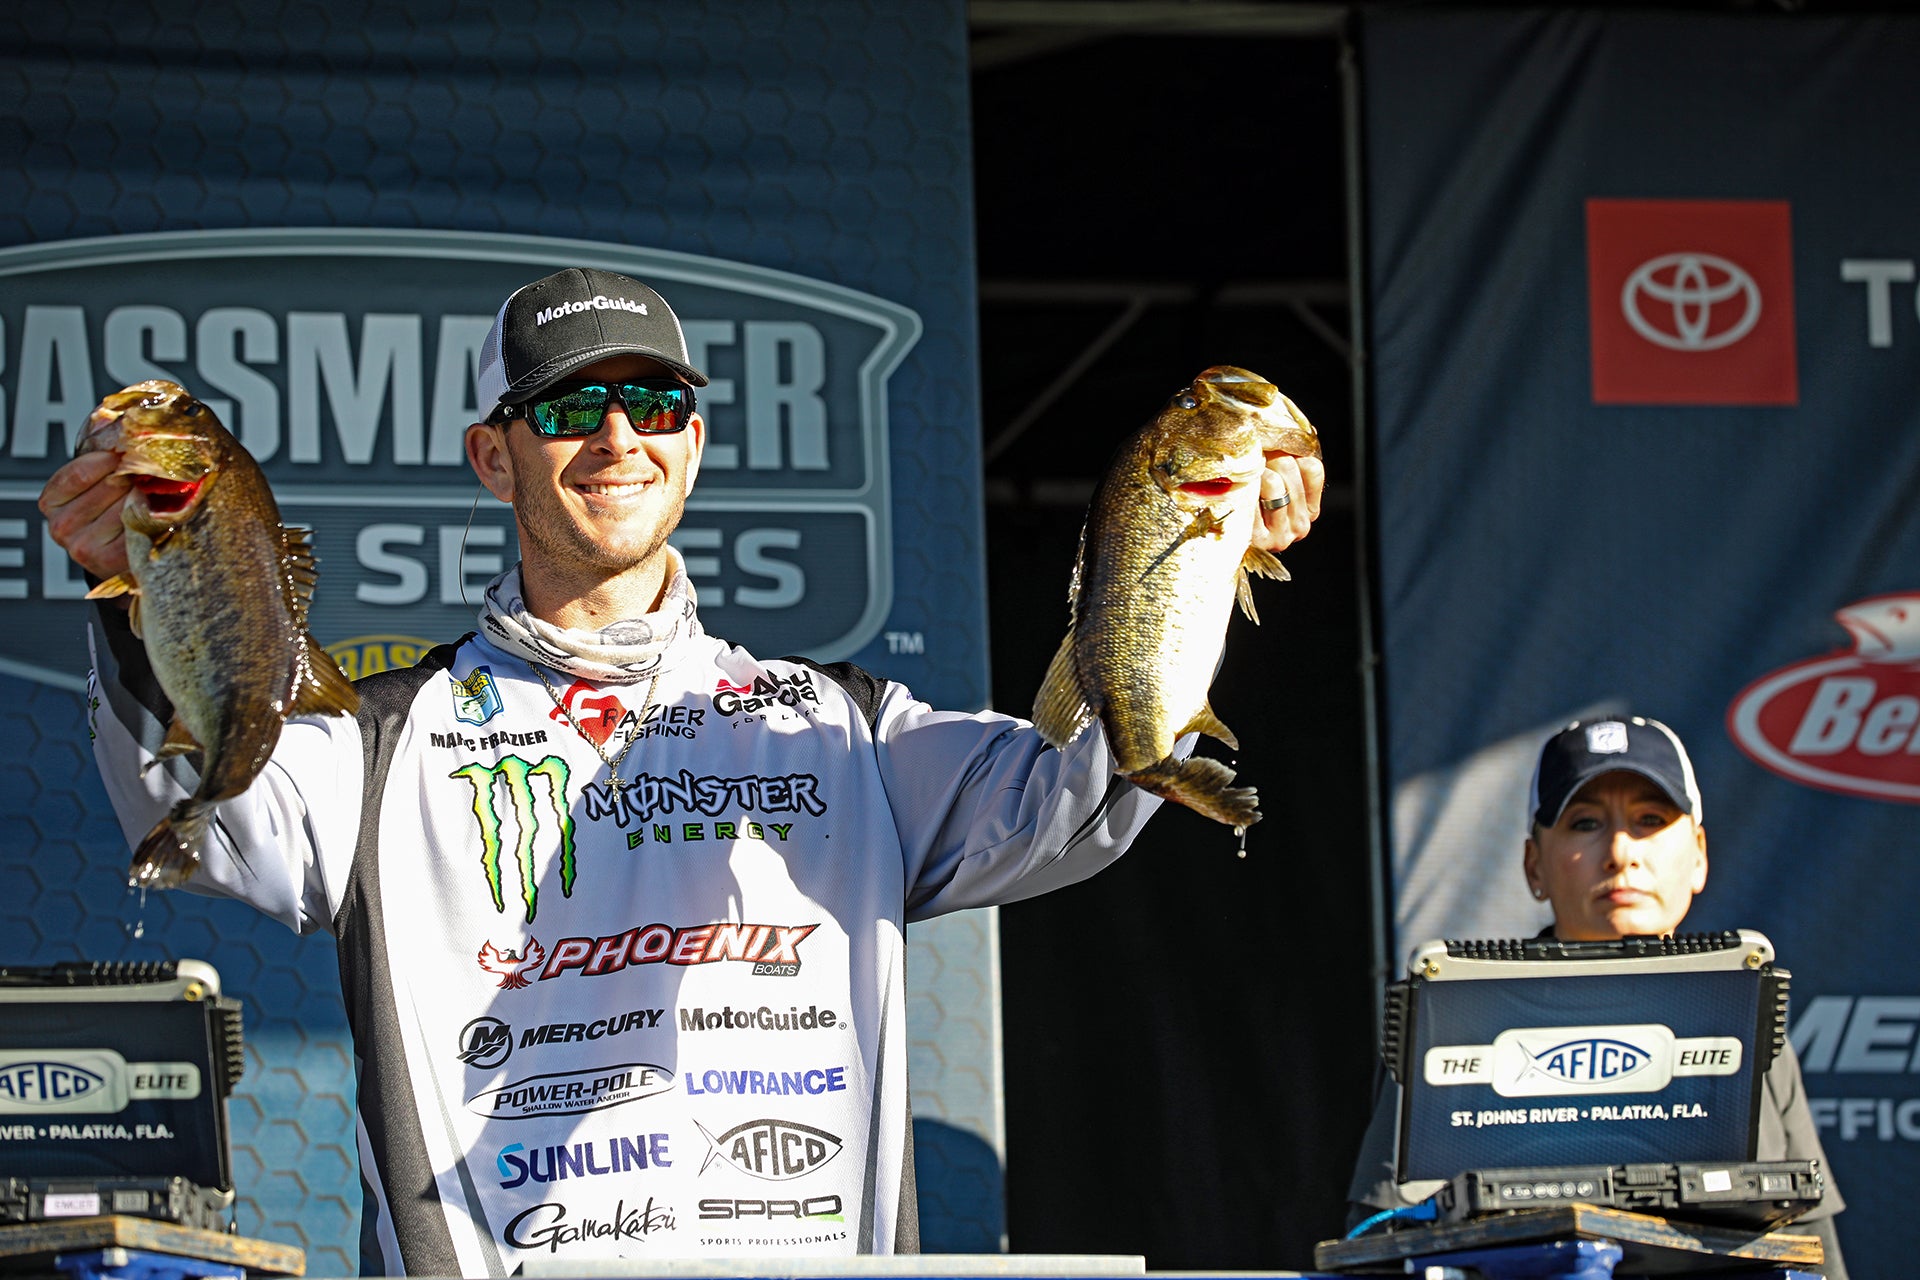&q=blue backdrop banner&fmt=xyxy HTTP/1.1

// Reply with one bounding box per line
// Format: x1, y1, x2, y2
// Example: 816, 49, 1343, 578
1362, 10, 1920, 1275
0, 2, 999, 1268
